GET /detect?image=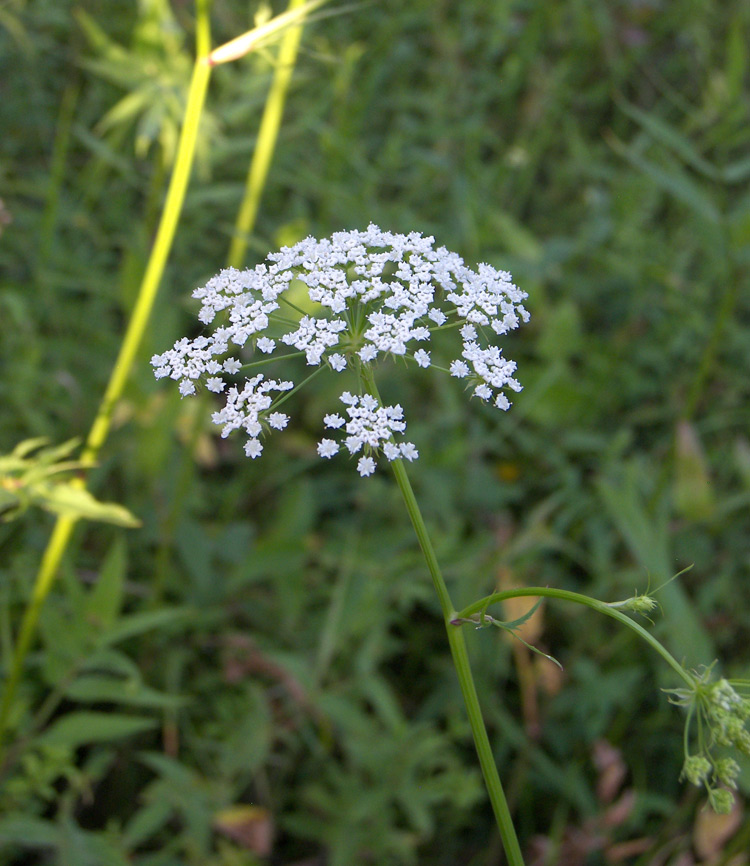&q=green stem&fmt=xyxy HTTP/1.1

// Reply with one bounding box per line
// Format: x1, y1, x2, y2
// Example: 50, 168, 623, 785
456, 587, 694, 687
0, 1, 213, 756
359, 366, 525, 866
